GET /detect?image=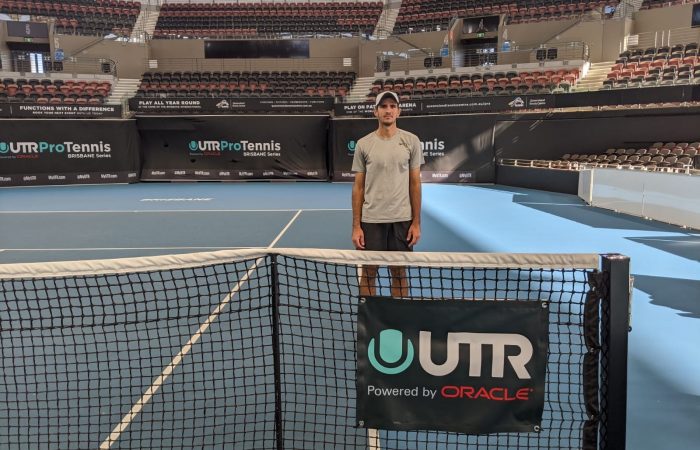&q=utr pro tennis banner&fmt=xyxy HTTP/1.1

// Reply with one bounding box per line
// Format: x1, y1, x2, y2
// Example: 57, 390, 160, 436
357, 297, 548, 433
0, 119, 139, 186
138, 115, 328, 180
